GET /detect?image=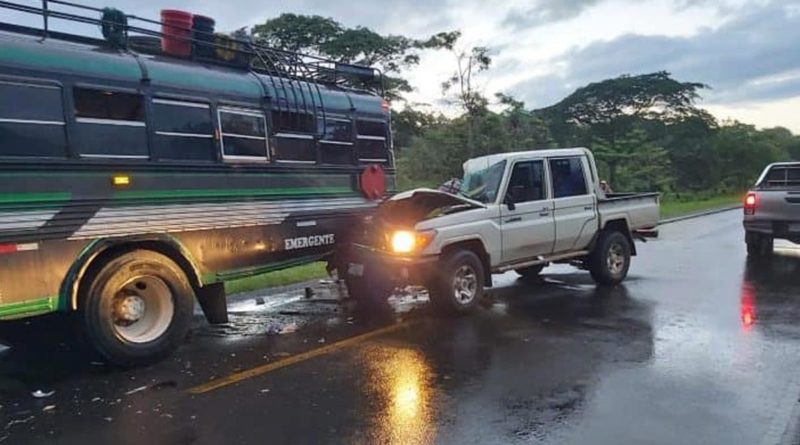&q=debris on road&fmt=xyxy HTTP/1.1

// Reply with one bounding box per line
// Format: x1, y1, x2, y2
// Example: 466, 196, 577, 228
255, 297, 265, 305
267, 322, 298, 335
124, 386, 148, 396
42, 405, 56, 412
260, 388, 270, 393
5, 416, 34, 430
31, 390, 54, 398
